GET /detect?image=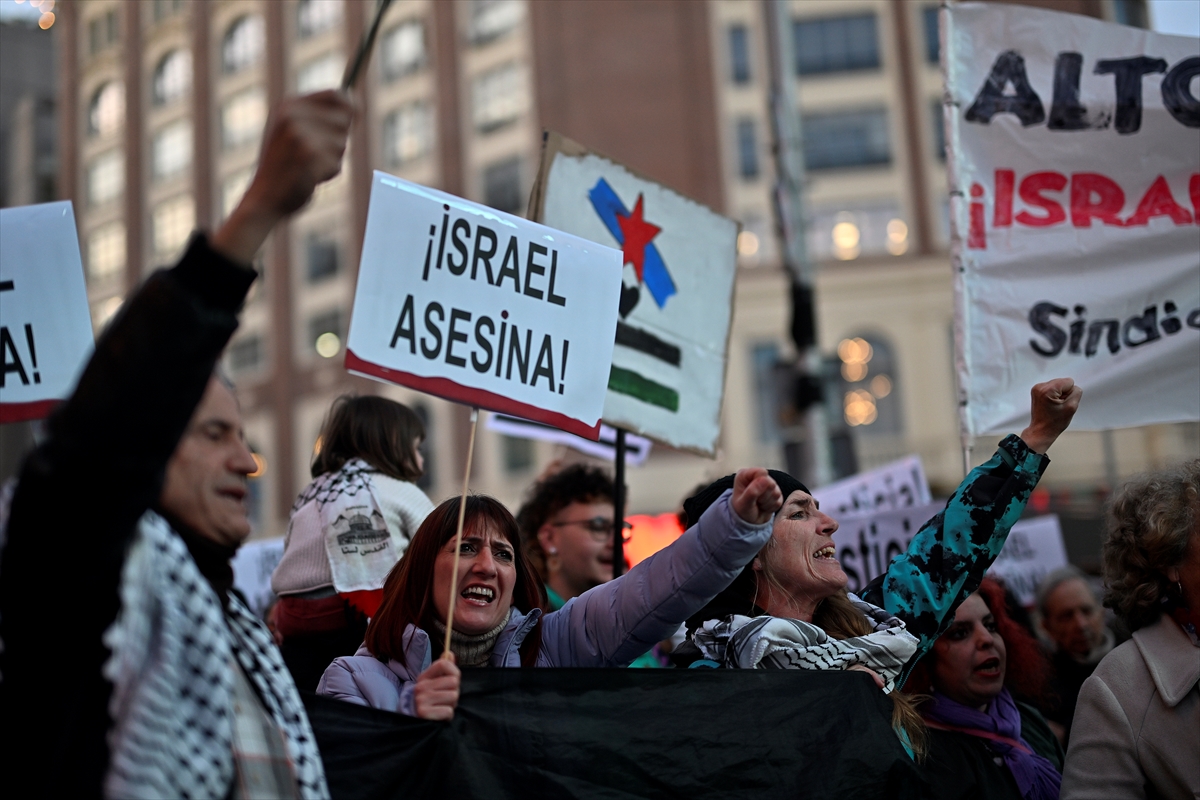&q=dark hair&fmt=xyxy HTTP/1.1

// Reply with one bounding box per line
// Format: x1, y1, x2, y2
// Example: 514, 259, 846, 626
366, 495, 546, 666
311, 395, 425, 482
903, 577, 1053, 707
516, 464, 615, 581
1102, 460, 1199, 632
